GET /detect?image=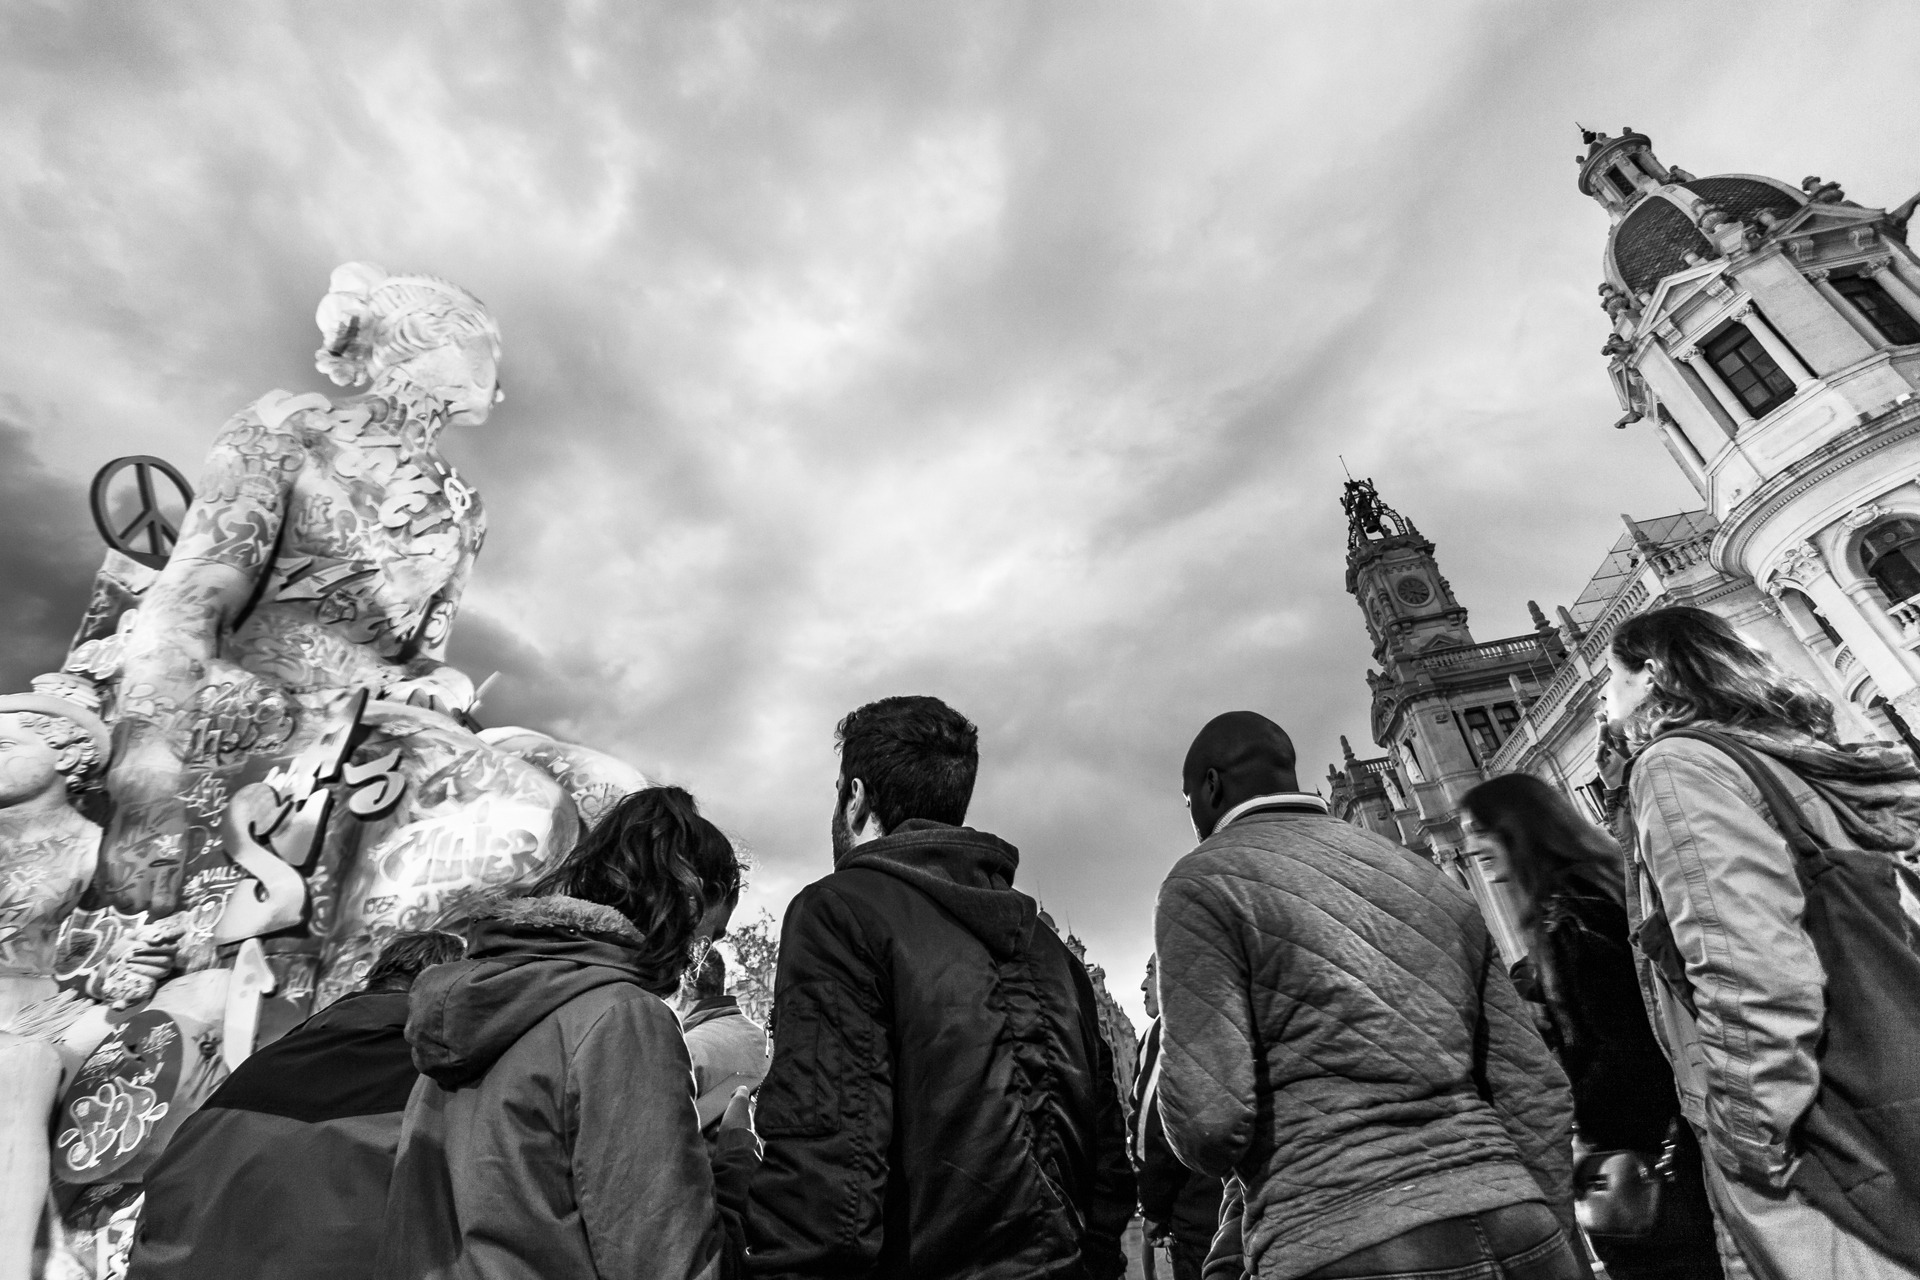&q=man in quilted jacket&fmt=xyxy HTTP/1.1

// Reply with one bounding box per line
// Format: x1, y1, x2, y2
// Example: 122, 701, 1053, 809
747, 695, 1136, 1279
1154, 711, 1581, 1280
